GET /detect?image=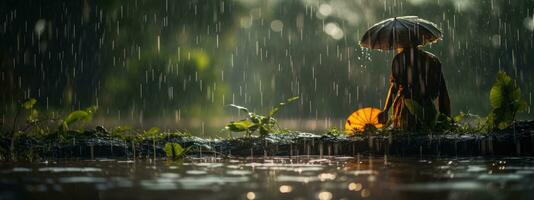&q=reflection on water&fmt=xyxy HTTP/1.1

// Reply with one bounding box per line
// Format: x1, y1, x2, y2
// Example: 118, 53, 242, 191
1, 156, 534, 200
